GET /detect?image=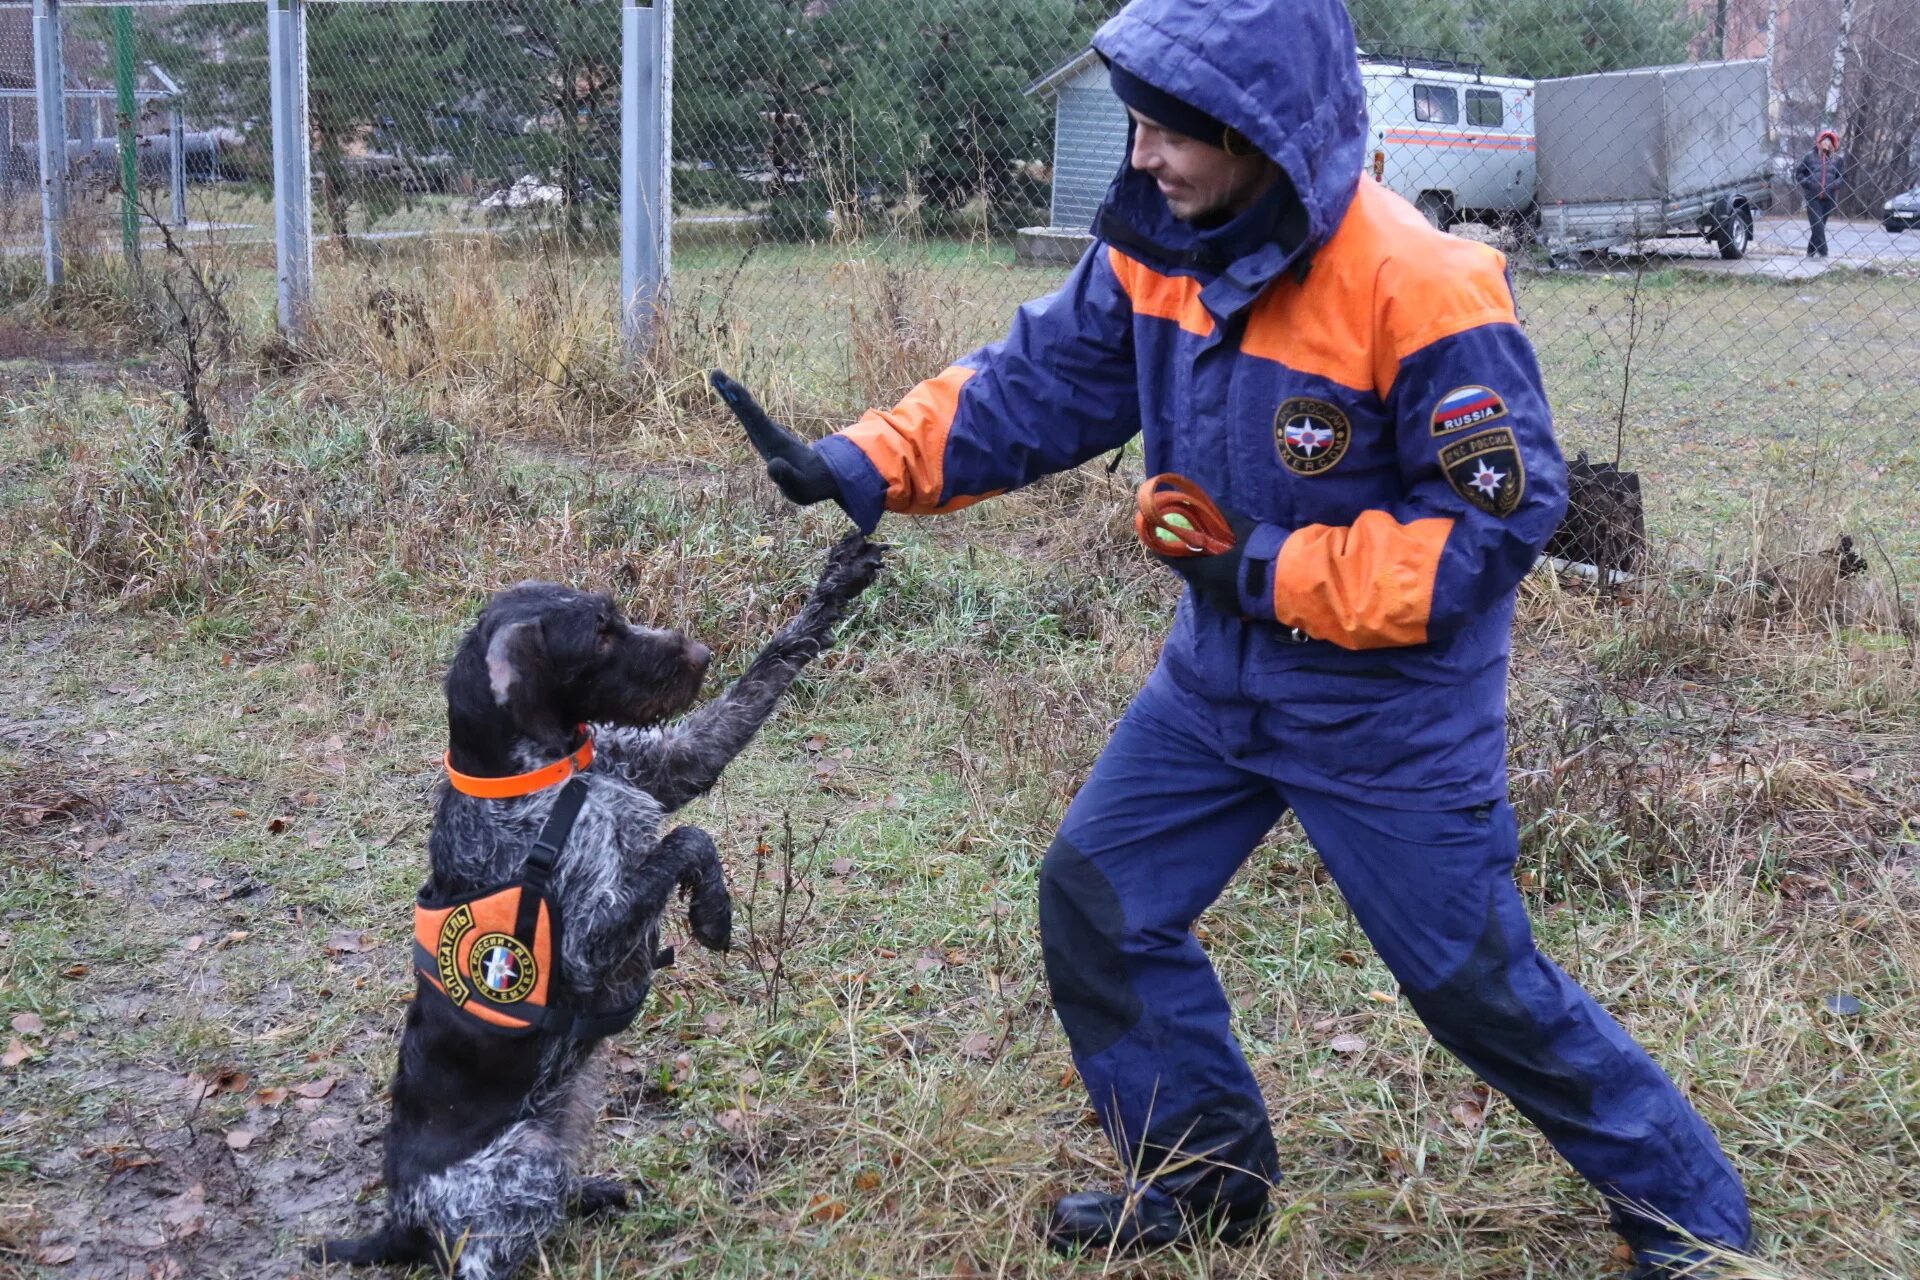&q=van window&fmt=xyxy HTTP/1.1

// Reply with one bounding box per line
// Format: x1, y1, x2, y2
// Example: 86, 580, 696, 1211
1467, 89, 1504, 127
1414, 84, 1459, 125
